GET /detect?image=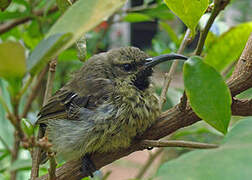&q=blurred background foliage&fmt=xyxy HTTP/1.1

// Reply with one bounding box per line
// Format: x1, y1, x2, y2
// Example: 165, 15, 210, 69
0, 0, 251, 179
